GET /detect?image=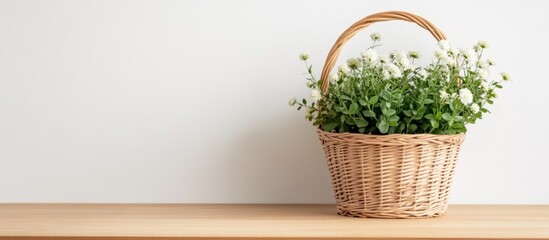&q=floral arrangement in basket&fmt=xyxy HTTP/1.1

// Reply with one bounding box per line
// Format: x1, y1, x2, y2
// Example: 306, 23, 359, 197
288, 11, 510, 219
290, 34, 509, 134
